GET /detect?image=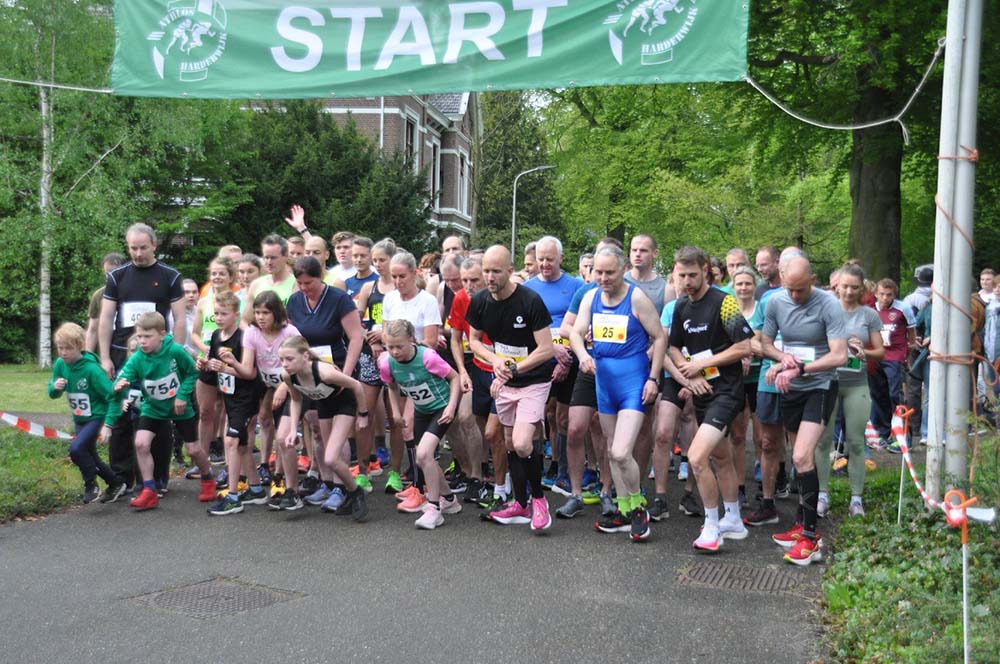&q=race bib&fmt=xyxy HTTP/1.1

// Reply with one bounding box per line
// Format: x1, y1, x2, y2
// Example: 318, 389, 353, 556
494, 342, 528, 362
551, 328, 569, 346
121, 301, 155, 326
218, 372, 235, 394
593, 314, 628, 344
401, 382, 435, 406
786, 346, 817, 363
67, 393, 92, 417
297, 383, 336, 400
127, 388, 143, 409
144, 373, 180, 401
260, 368, 283, 388
843, 355, 863, 372
690, 349, 720, 380
311, 345, 333, 363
